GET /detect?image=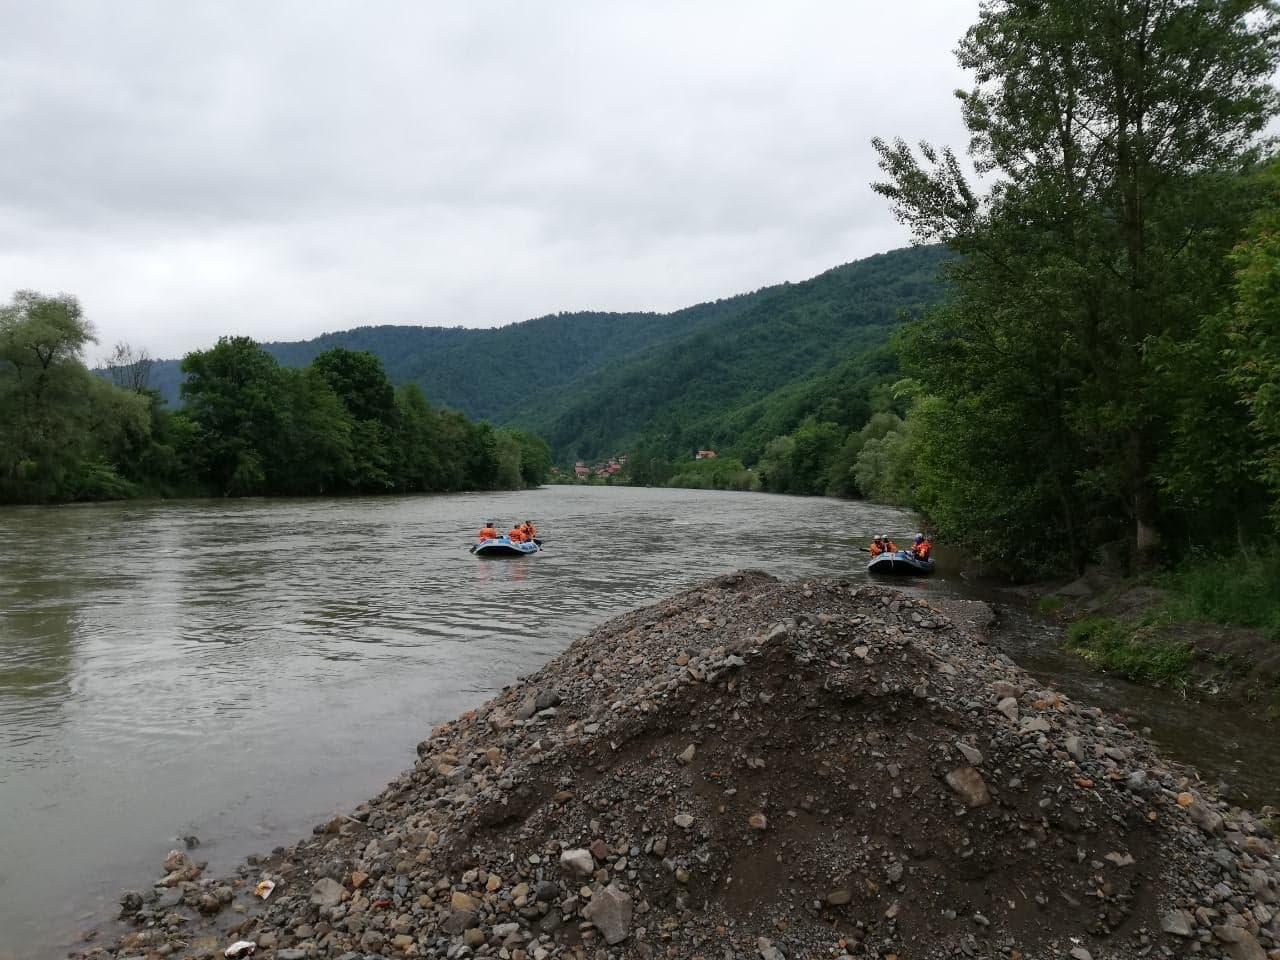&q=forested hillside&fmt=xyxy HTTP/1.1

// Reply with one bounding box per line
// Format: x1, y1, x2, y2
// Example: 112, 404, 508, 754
142, 245, 949, 459
512, 246, 947, 460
